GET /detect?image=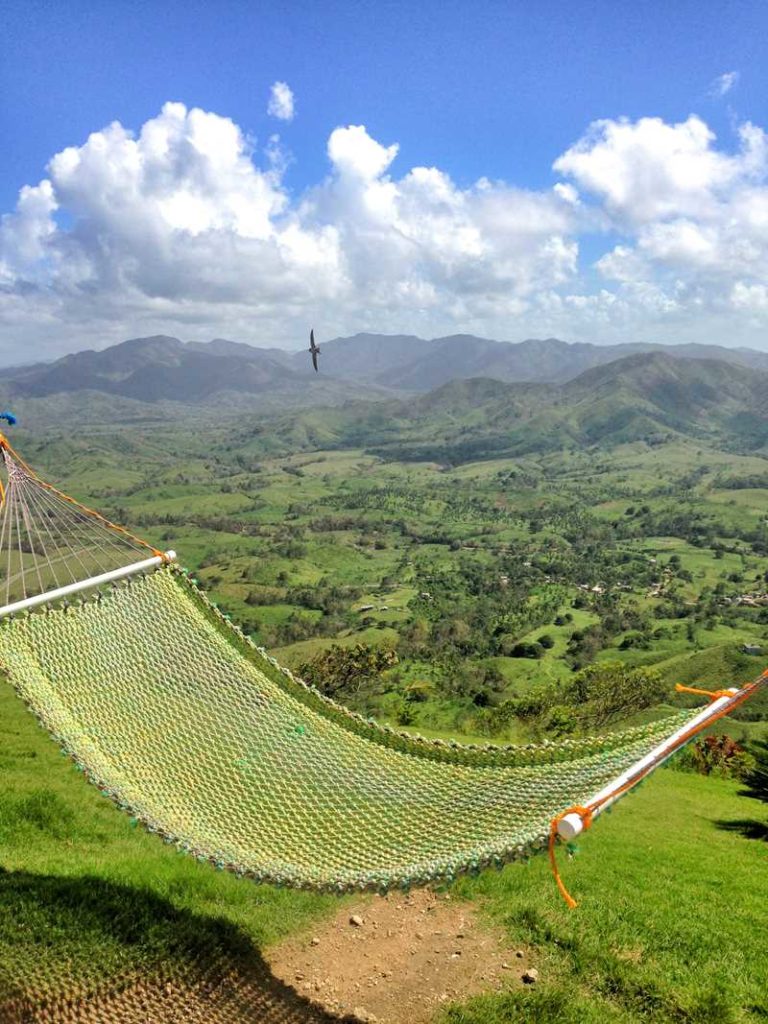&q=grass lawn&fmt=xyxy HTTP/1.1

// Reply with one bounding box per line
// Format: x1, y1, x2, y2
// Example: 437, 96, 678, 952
0, 680, 336, 1009
3, 423, 768, 1021
445, 770, 768, 1023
